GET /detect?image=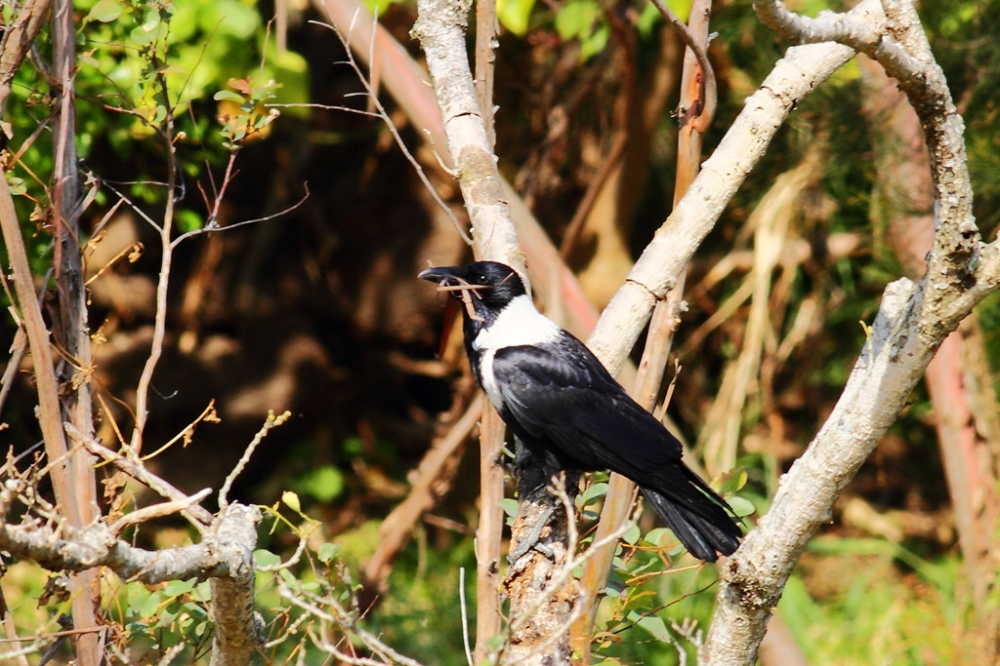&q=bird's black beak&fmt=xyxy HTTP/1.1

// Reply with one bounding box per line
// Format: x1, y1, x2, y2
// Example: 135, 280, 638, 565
417, 266, 460, 286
